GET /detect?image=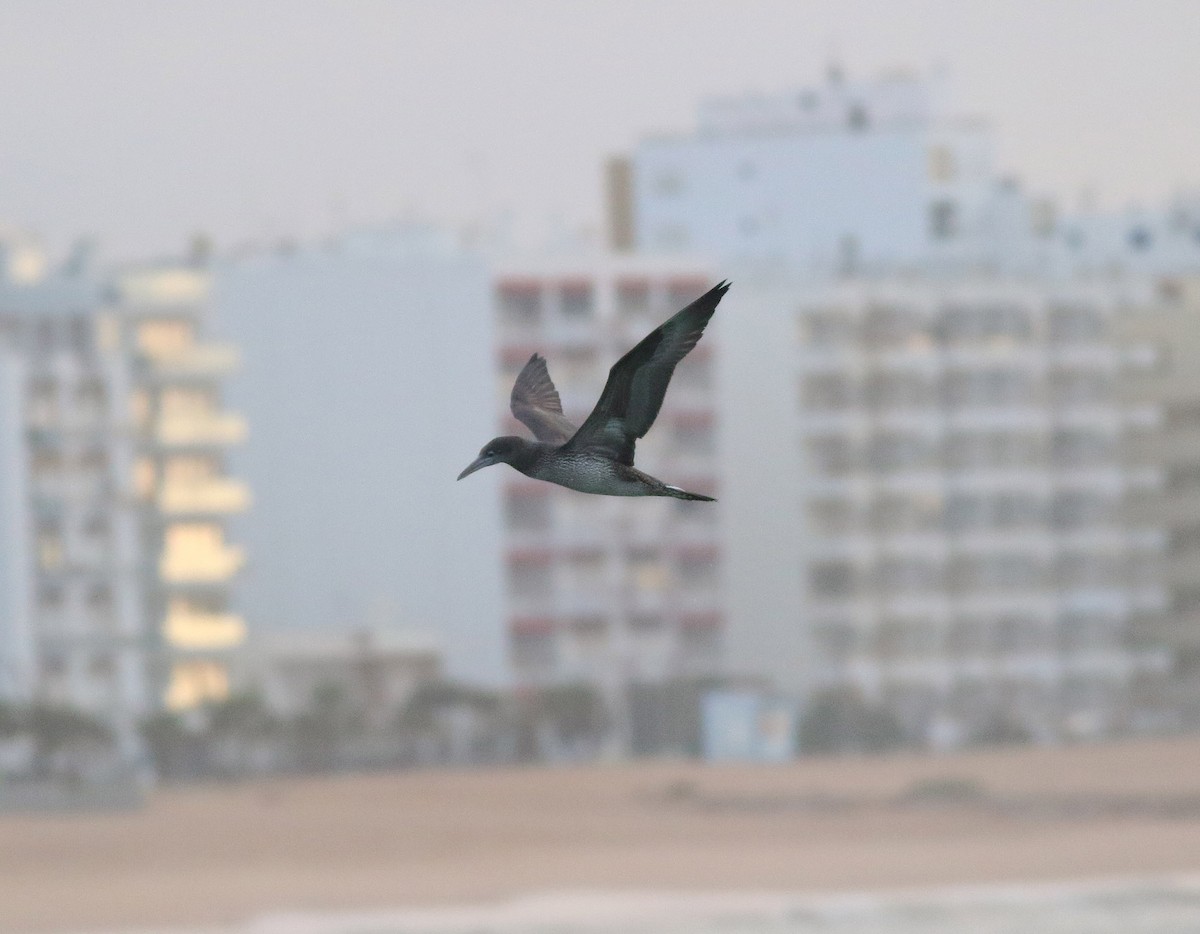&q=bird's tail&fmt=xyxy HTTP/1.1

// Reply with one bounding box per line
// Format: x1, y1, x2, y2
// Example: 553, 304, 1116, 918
662, 484, 716, 502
